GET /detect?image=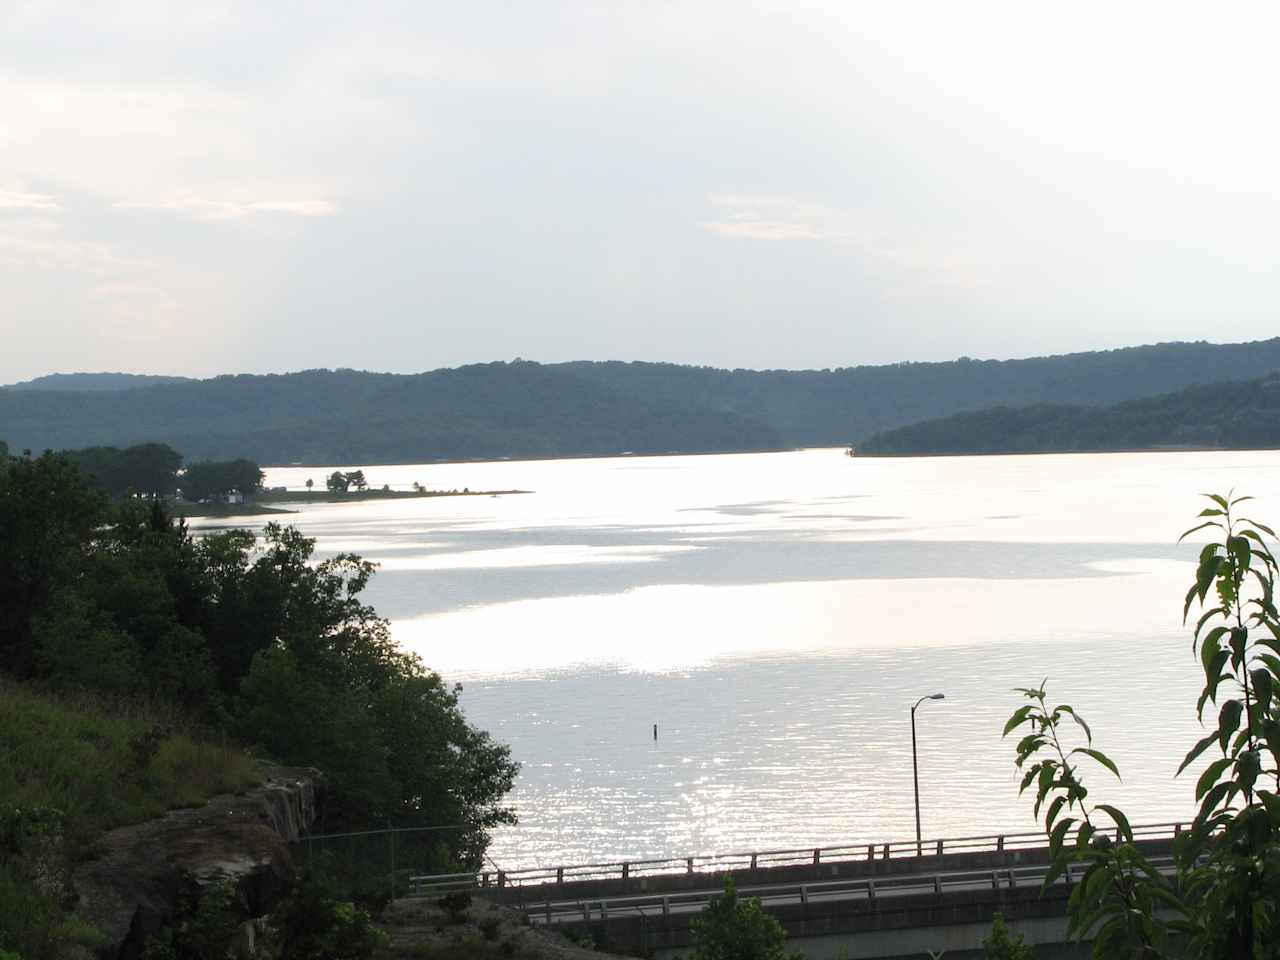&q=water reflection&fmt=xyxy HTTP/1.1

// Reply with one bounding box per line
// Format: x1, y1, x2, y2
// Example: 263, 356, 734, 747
191, 448, 1280, 867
